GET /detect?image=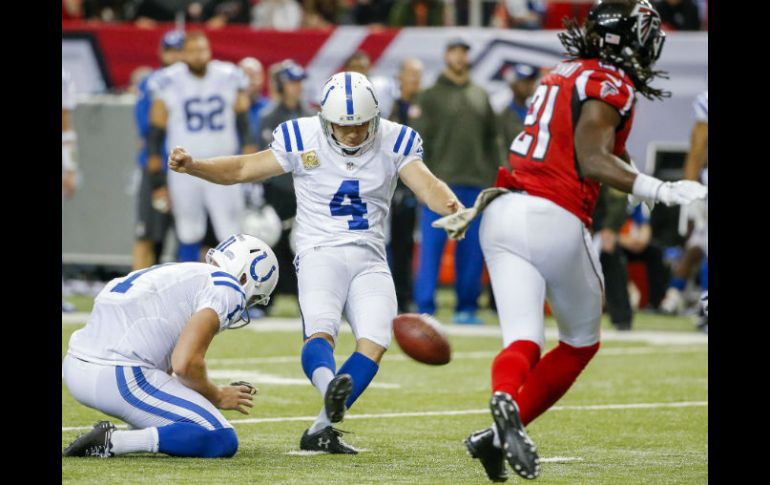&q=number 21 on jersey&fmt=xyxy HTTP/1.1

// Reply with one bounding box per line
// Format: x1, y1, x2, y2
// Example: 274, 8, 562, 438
330, 180, 369, 230
510, 84, 560, 161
